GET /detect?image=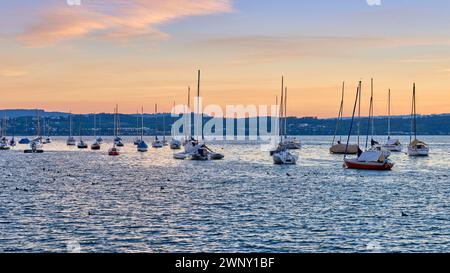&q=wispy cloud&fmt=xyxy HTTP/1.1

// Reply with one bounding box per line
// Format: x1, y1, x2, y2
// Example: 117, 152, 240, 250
17, 0, 233, 47
196, 35, 450, 64
0, 68, 27, 77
